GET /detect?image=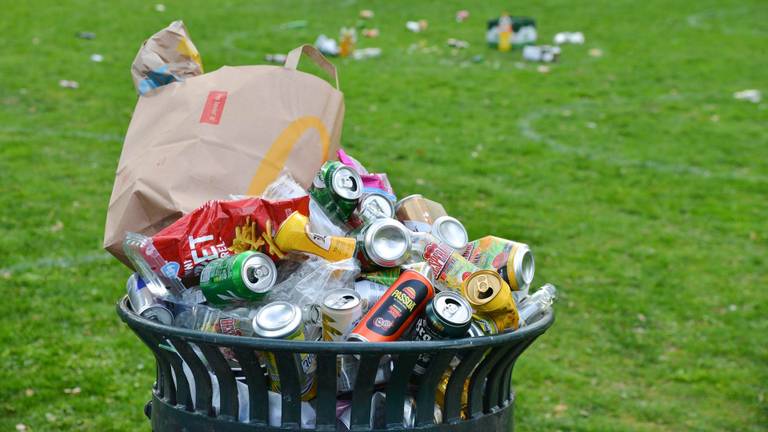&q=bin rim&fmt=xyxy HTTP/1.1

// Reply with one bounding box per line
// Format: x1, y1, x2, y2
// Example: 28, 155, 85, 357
117, 296, 554, 354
